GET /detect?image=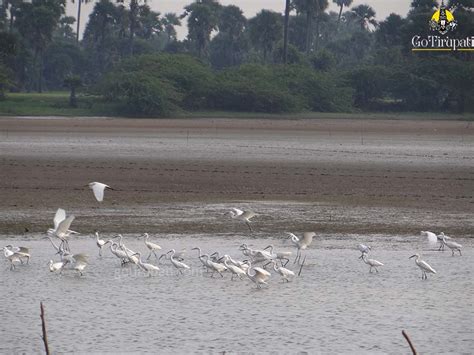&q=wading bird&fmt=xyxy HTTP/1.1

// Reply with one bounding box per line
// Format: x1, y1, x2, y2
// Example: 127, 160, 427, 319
437, 232, 452, 251
87, 182, 113, 202
5, 245, 30, 264
442, 236, 462, 256
167, 249, 190, 275
202, 254, 227, 278
226, 208, 256, 232
47, 208, 78, 251
3, 246, 22, 270
95, 231, 109, 257
409, 253, 436, 280
48, 260, 65, 273
358, 244, 371, 259
143, 233, 162, 260
271, 260, 295, 282
108, 240, 130, 265
222, 255, 246, 280
287, 232, 315, 264
361, 254, 384, 273
132, 252, 160, 276
246, 262, 271, 288
263, 245, 292, 266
